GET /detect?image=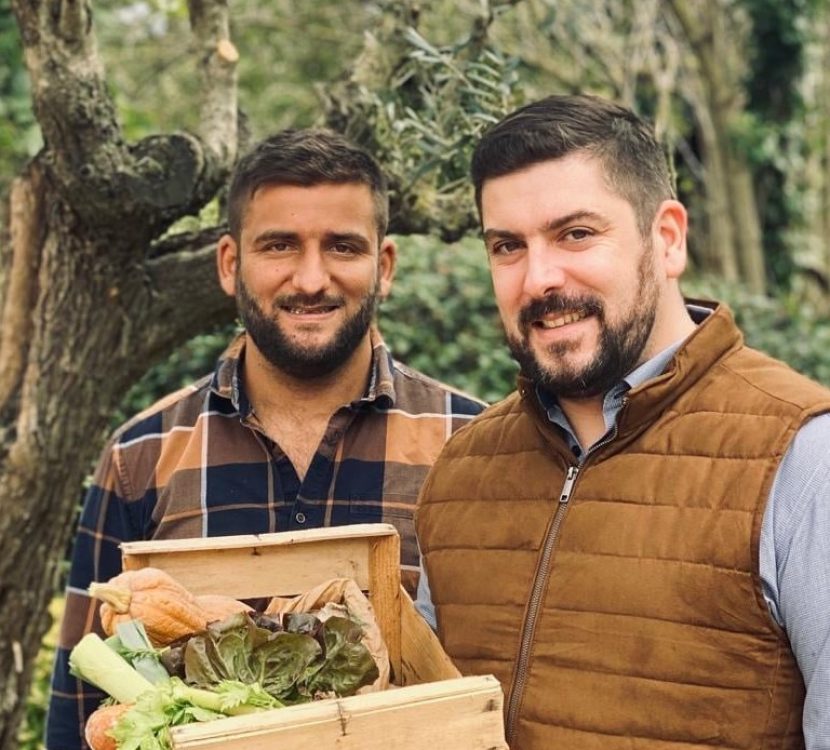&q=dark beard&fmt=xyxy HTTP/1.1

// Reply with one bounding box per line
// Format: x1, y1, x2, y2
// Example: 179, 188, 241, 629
236, 278, 378, 379
508, 253, 658, 399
